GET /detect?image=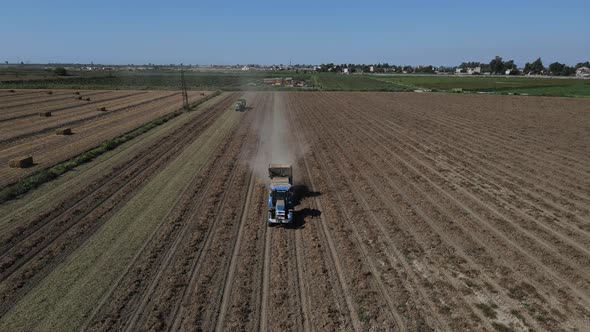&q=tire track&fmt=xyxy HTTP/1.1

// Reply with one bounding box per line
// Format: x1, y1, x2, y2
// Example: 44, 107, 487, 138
293, 94, 445, 331
287, 100, 366, 331
323, 93, 590, 296
0, 90, 90, 109
83, 109, 244, 331
298, 153, 363, 331
325, 93, 590, 265
367, 92, 590, 169
300, 93, 589, 326
294, 227, 312, 332
373, 93, 590, 193
0, 90, 116, 122
293, 93, 567, 330
295, 94, 536, 330
0, 94, 237, 316
320, 93, 590, 272
0, 94, 234, 260
121, 93, 261, 331
335, 92, 590, 207
350, 93, 590, 205
0, 92, 210, 188
259, 213, 271, 332
0, 91, 164, 144
352, 94, 590, 243
0, 89, 56, 99
168, 130, 259, 331
215, 169, 257, 330
123, 130, 250, 332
